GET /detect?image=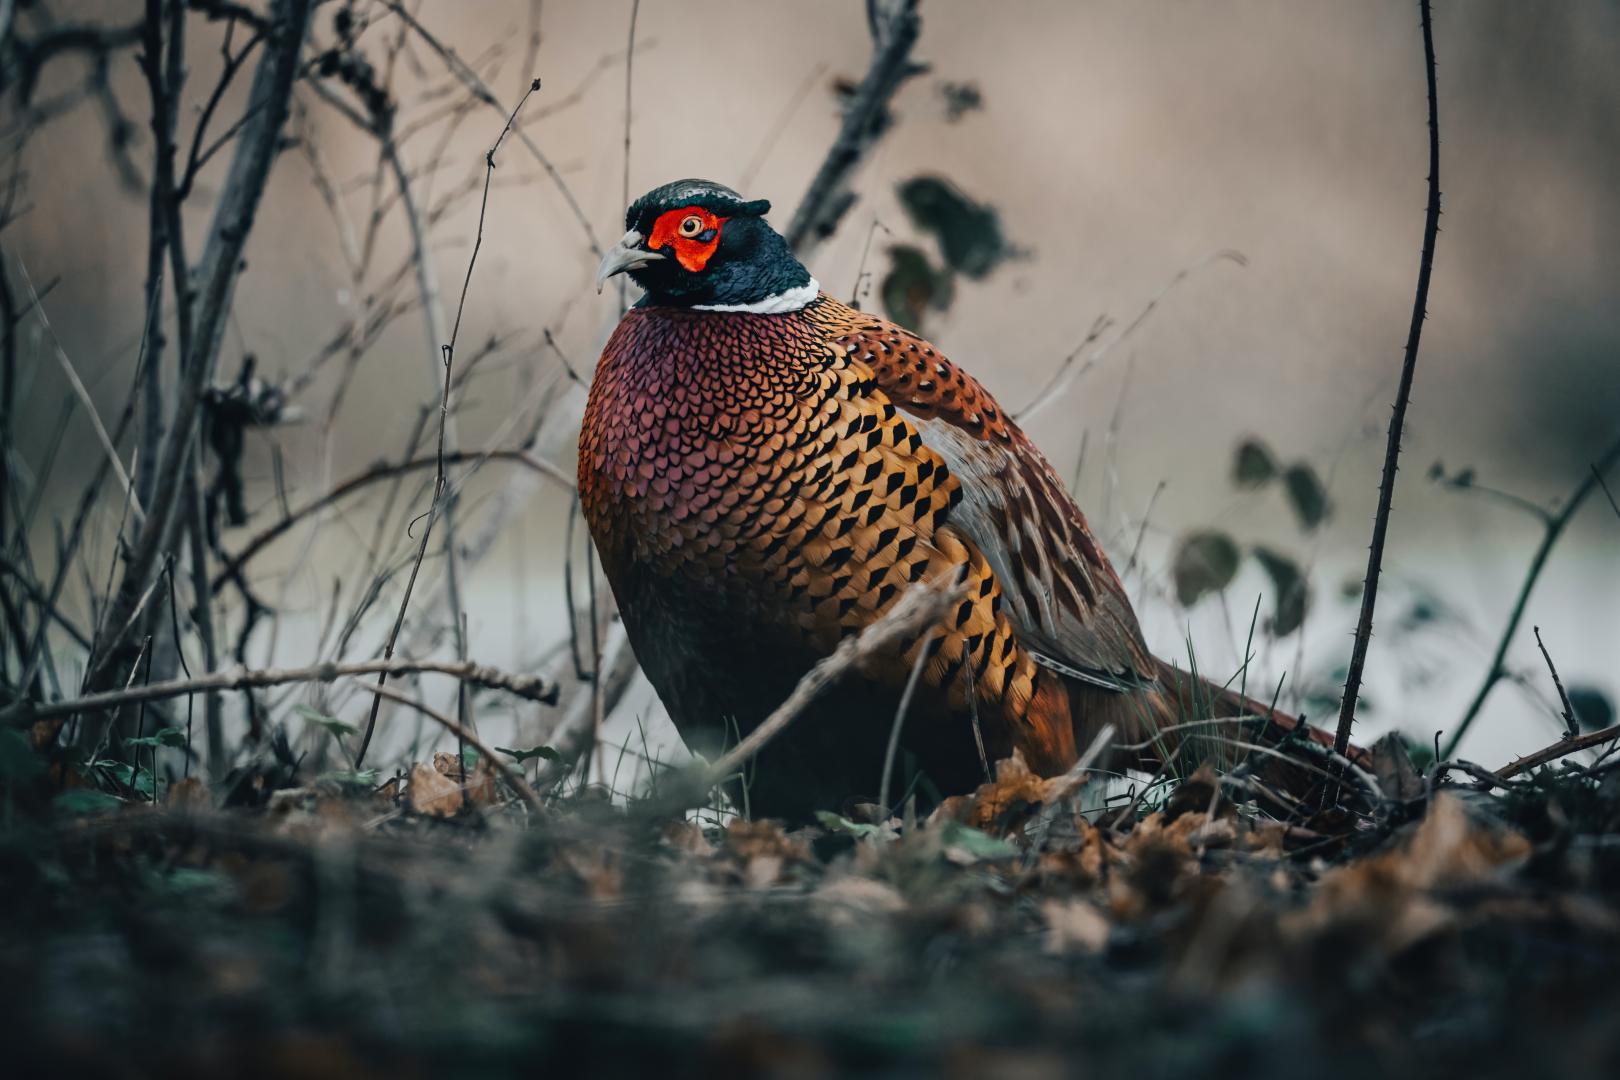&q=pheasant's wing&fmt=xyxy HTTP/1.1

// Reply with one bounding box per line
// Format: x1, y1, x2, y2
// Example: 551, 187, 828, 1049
814, 298, 1157, 692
